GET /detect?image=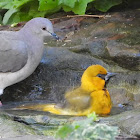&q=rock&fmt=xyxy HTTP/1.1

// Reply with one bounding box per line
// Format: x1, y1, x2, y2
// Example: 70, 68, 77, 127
0, 135, 54, 140
0, 111, 38, 139
101, 109, 140, 138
